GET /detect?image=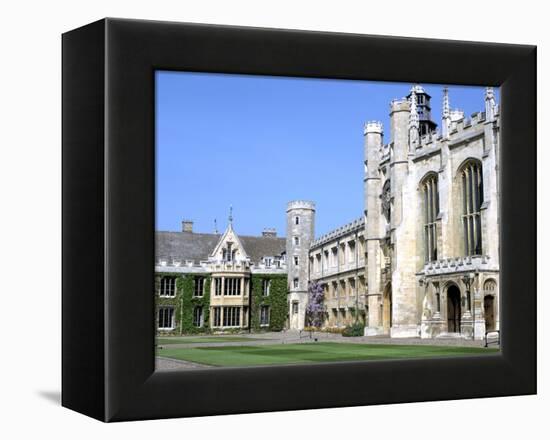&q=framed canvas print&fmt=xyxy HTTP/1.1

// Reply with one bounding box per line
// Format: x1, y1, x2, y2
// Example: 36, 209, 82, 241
62, 18, 536, 422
